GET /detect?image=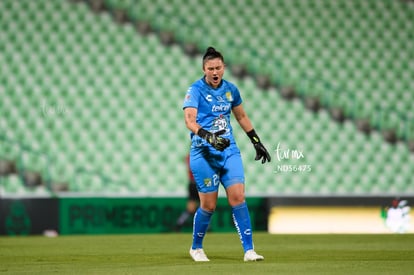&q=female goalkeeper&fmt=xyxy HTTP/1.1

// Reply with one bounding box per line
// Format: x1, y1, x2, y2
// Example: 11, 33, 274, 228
182, 46, 271, 262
